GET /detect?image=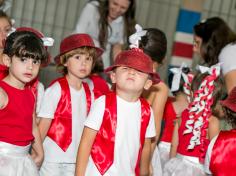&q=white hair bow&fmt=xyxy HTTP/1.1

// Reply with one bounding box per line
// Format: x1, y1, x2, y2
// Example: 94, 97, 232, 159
197, 63, 221, 76
169, 63, 189, 92
129, 24, 147, 49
